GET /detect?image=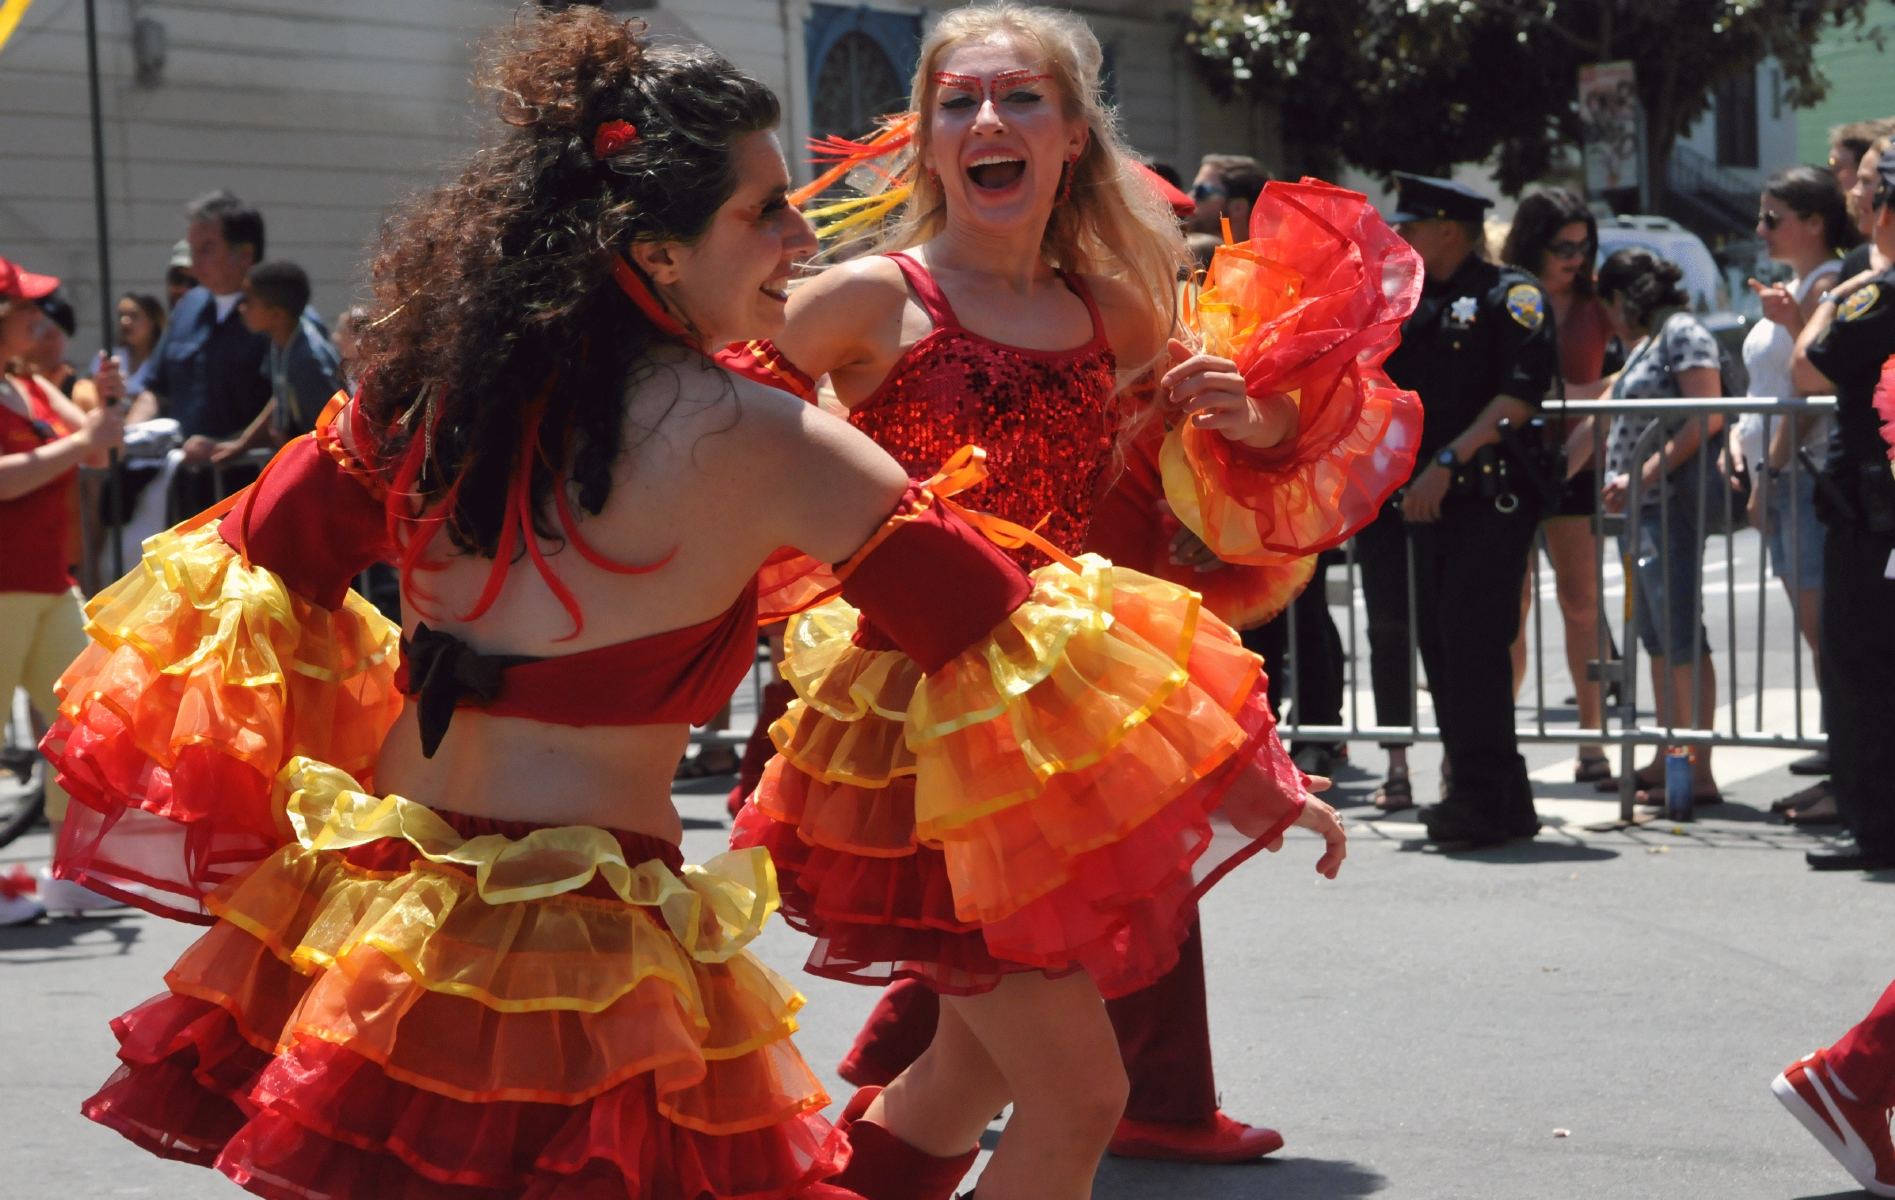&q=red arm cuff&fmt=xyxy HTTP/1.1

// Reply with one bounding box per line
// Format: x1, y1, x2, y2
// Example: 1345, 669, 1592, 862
837, 484, 1031, 674
218, 436, 394, 611
716, 338, 817, 402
